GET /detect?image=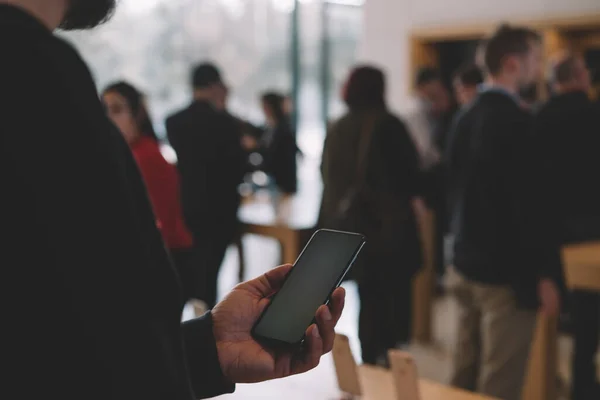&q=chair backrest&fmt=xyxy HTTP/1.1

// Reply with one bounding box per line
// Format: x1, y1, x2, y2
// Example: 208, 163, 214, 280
388, 350, 421, 400
521, 312, 558, 400
332, 334, 362, 396
561, 241, 600, 291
